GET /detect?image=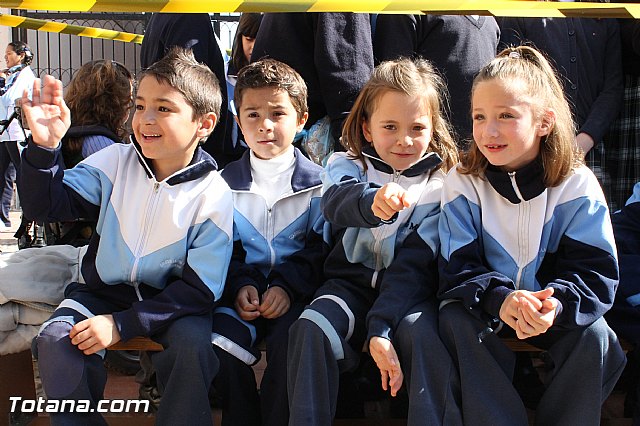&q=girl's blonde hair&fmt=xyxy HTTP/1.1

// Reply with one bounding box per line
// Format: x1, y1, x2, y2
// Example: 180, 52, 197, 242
341, 57, 458, 172
460, 45, 581, 187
